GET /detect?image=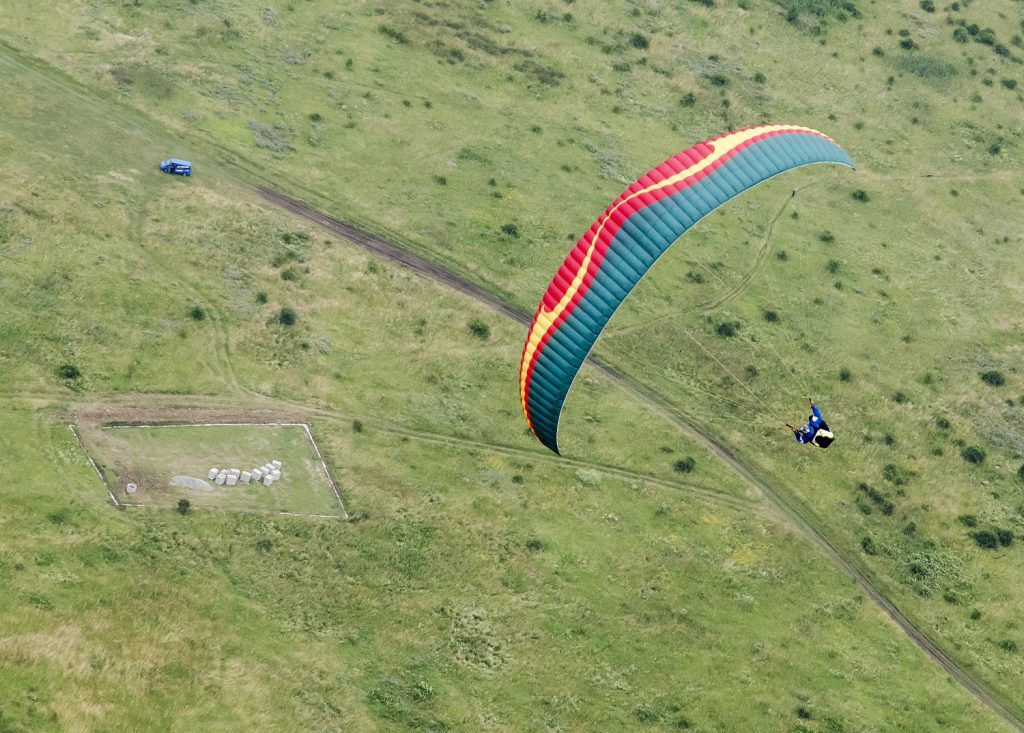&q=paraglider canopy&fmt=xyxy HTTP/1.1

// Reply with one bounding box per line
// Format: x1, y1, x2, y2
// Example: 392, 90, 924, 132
519, 124, 854, 454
